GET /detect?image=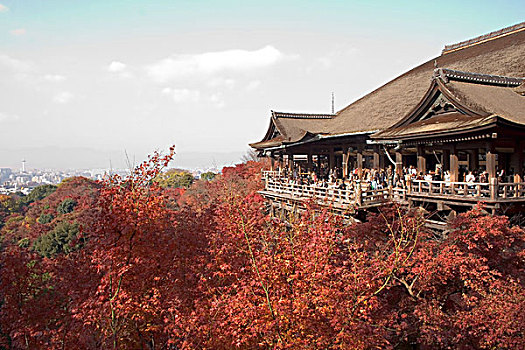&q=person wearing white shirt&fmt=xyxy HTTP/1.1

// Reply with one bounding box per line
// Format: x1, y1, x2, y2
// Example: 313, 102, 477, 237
466, 171, 476, 183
